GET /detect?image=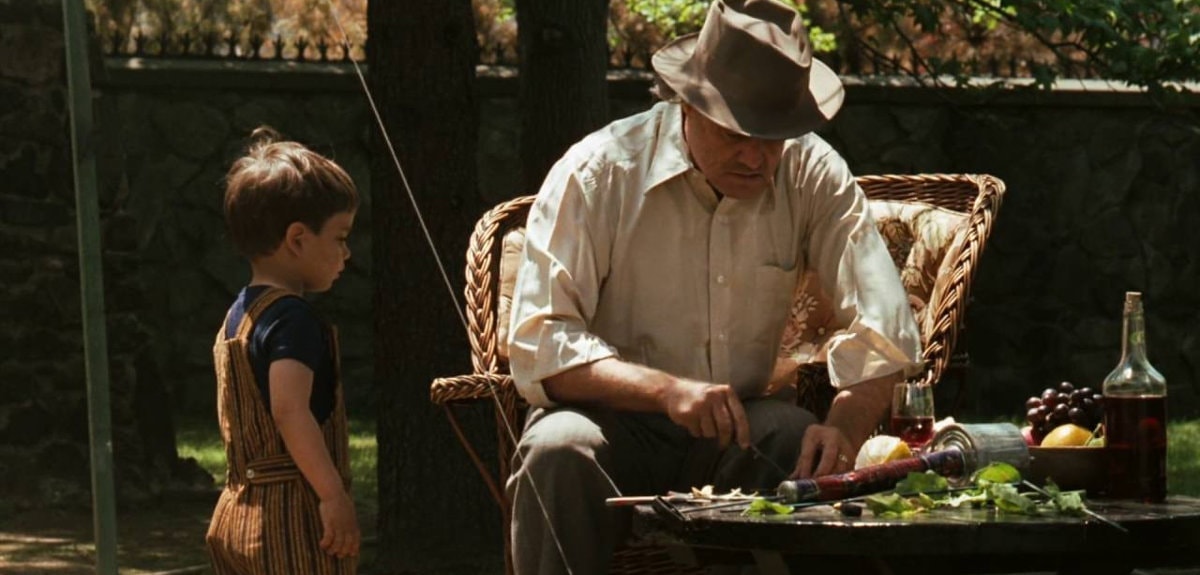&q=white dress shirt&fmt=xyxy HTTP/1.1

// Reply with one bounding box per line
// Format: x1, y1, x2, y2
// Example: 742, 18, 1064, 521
508, 101, 921, 408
